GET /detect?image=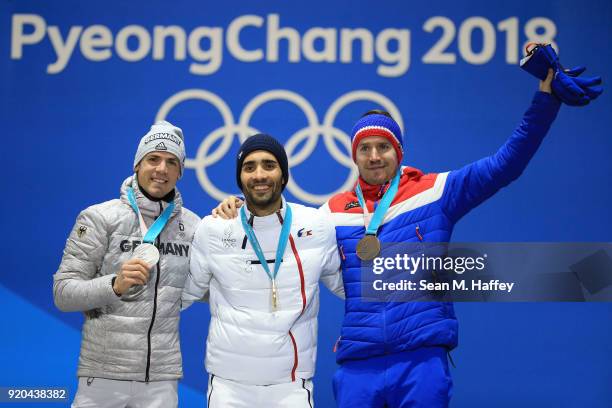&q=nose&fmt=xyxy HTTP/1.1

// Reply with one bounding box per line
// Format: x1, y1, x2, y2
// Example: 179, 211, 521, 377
156, 159, 168, 174
253, 165, 268, 180
368, 147, 381, 162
